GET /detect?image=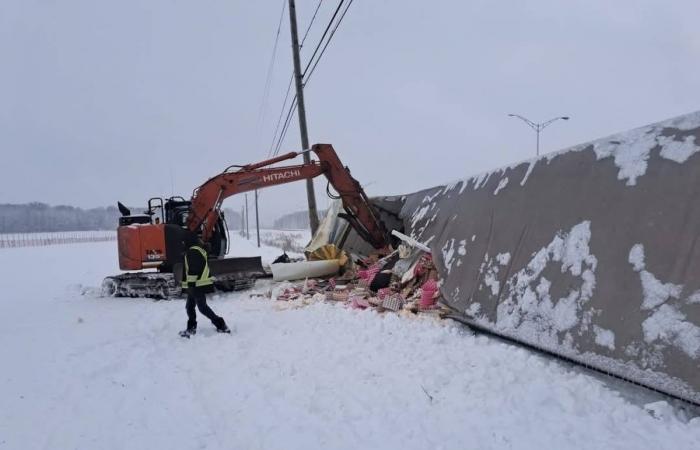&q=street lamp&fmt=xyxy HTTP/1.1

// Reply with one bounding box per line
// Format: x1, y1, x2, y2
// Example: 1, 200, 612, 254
508, 114, 570, 156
